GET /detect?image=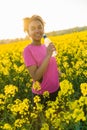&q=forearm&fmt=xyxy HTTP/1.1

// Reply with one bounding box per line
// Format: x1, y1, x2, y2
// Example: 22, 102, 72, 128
33, 55, 51, 81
